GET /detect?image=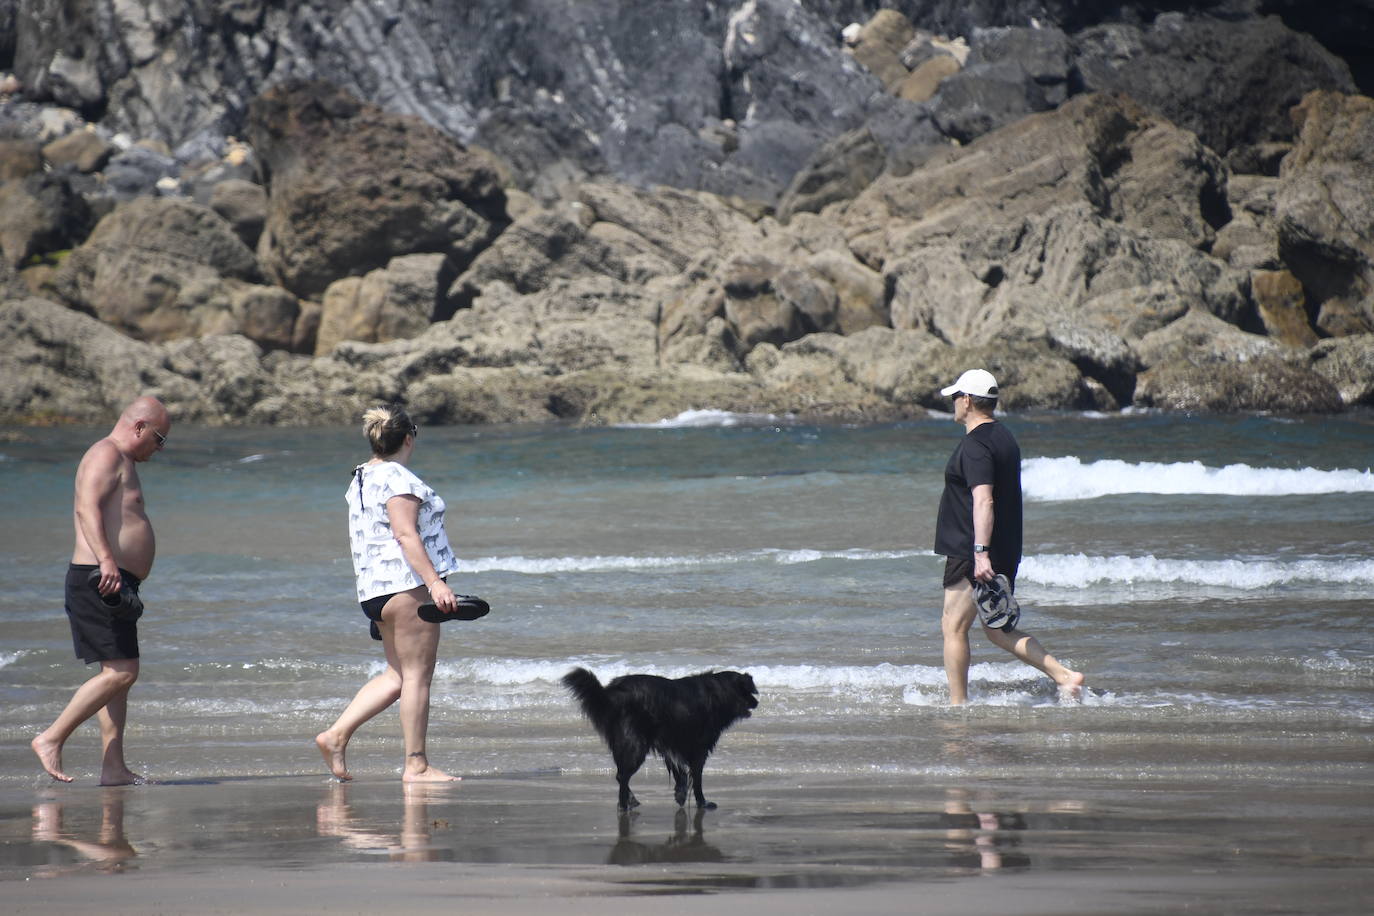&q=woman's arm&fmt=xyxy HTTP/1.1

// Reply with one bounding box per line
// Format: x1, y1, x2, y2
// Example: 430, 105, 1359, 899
386, 495, 457, 612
